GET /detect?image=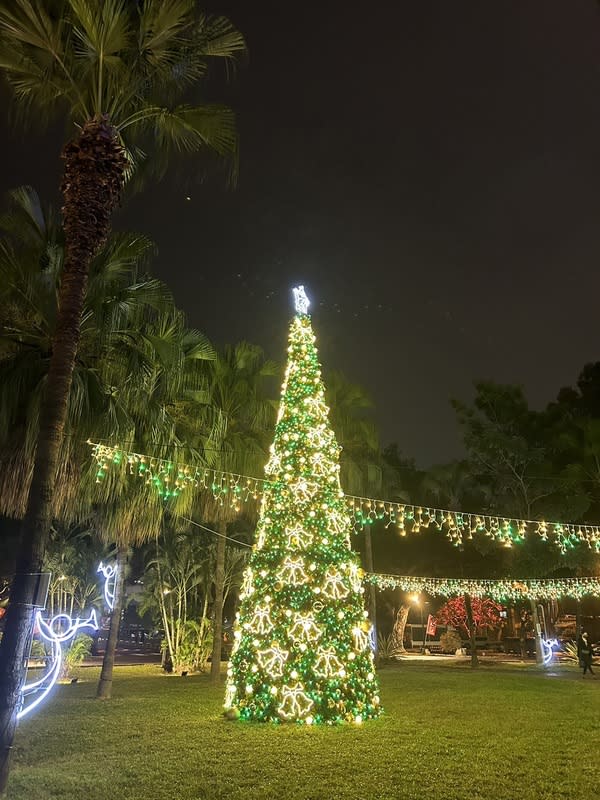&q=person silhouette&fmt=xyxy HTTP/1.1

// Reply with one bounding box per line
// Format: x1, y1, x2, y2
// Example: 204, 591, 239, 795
577, 631, 595, 678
